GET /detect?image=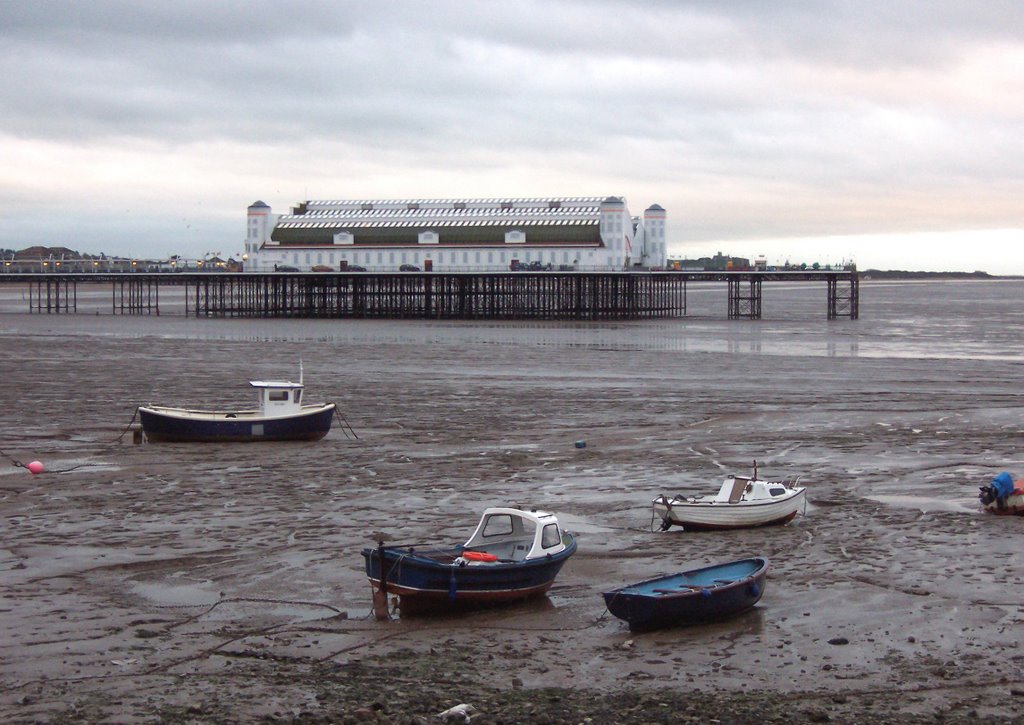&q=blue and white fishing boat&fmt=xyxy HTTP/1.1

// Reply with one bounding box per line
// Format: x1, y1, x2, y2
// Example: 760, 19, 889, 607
138, 375, 335, 443
362, 507, 577, 615
603, 557, 769, 631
